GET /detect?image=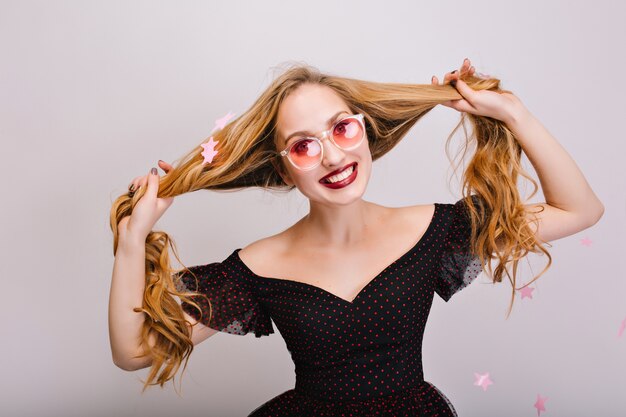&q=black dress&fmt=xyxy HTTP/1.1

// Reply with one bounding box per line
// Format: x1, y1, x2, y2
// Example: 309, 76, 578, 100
178, 197, 484, 416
